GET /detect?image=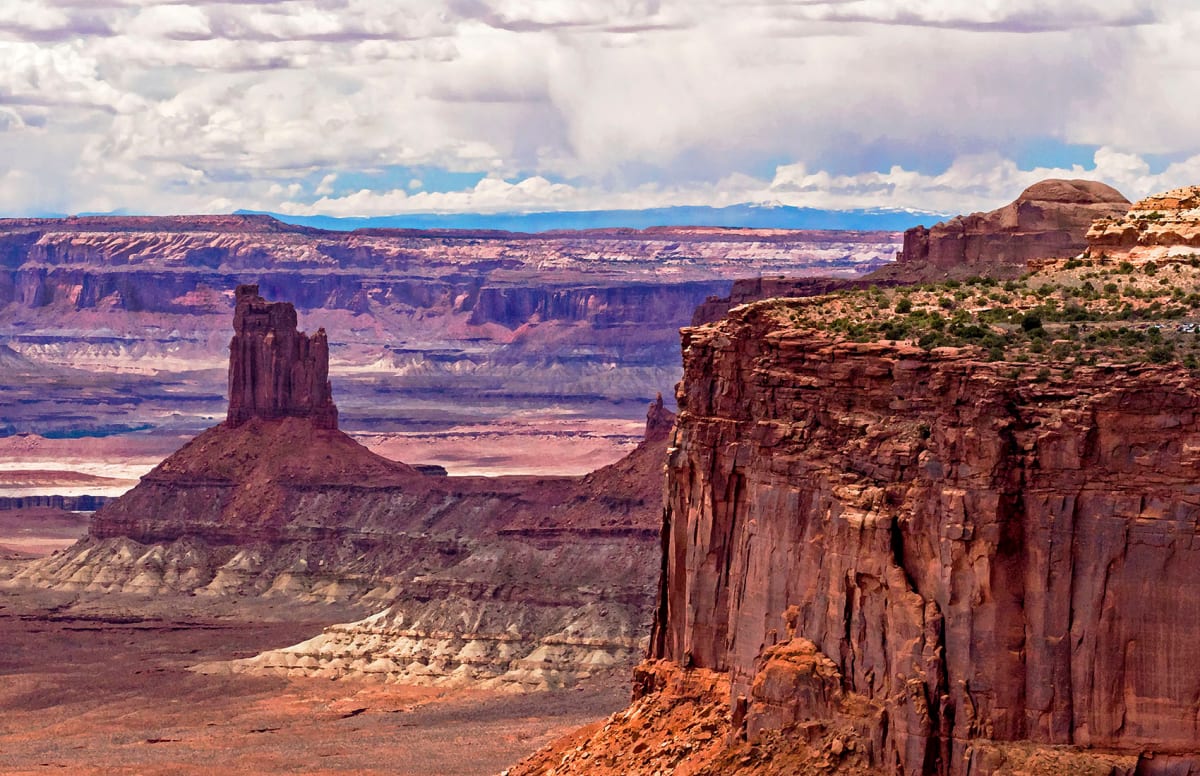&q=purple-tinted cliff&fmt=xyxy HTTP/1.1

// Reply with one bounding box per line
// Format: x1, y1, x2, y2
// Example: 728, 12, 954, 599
227, 284, 337, 430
